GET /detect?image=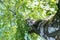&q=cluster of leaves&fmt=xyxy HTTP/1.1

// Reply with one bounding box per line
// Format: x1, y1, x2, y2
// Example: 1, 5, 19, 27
0, 0, 58, 40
